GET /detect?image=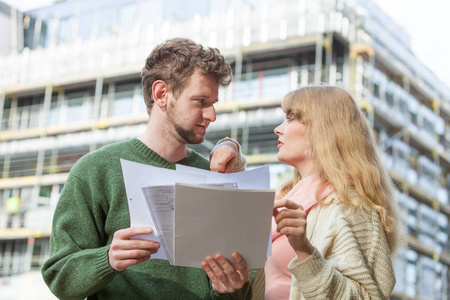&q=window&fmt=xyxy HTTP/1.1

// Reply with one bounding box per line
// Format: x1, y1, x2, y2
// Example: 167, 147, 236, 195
47, 103, 60, 125
78, 10, 95, 40
111, 83, 139, 117
385, 84, 394, 108
119, 3, 136, 33
66, 101, 84, 124
31, 237, 50, 269
98, 6, 116, 37
373, 81, 380, 98
398, 95, 408, 116
8, 152, 38, 177
58, 17, 74, 45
